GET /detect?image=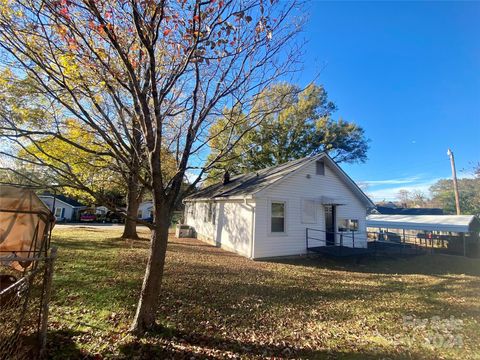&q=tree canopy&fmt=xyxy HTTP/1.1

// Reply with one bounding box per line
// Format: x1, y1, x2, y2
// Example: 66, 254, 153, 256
206, 83, 369, 183
429, 178, 480, 216
0, 0, 301, 332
